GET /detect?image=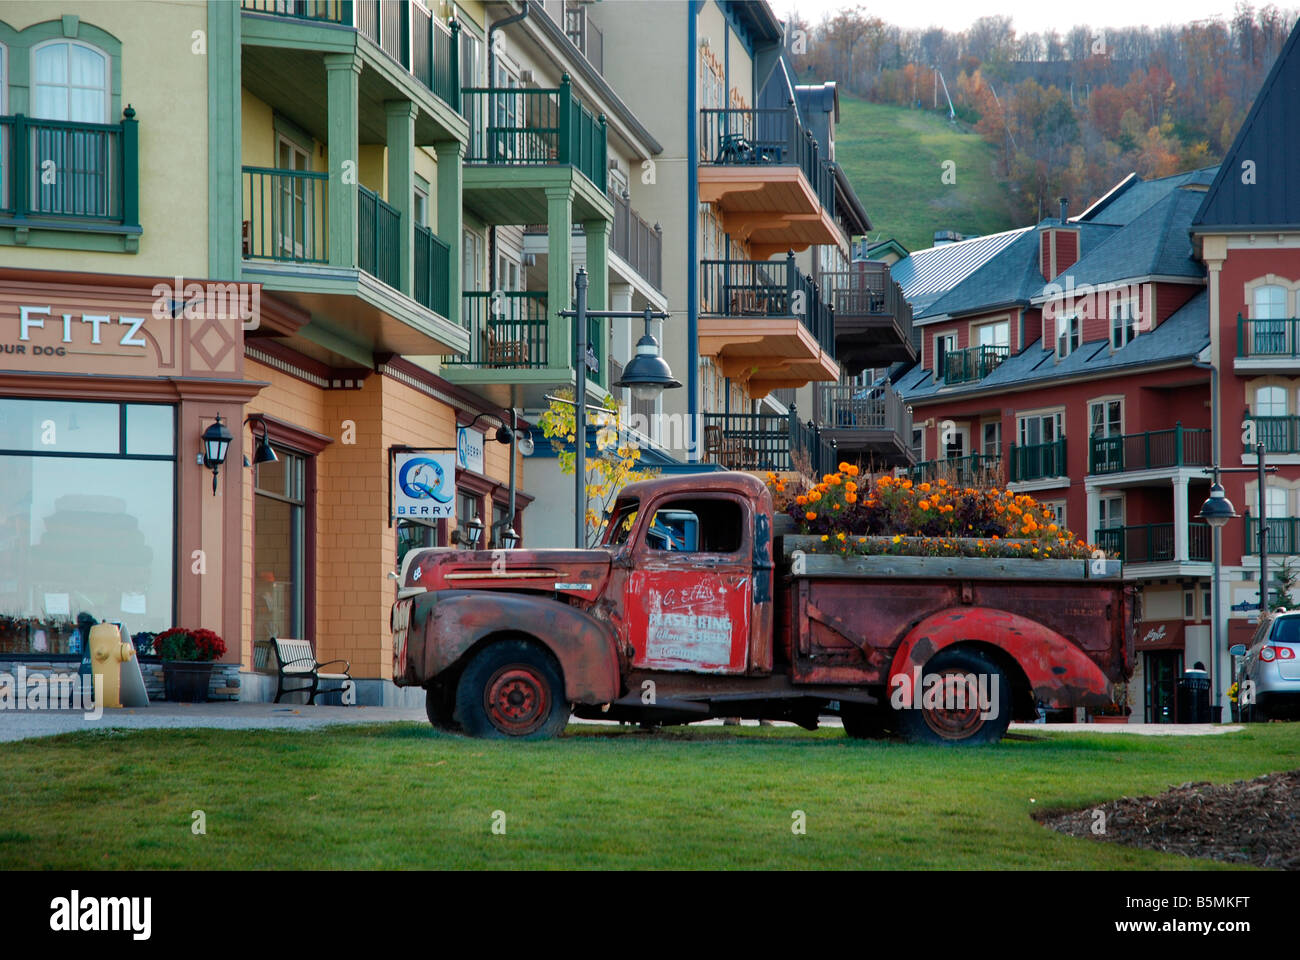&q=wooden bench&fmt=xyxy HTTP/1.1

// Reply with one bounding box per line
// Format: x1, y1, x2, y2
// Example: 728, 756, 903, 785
254, 638, 351, 705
